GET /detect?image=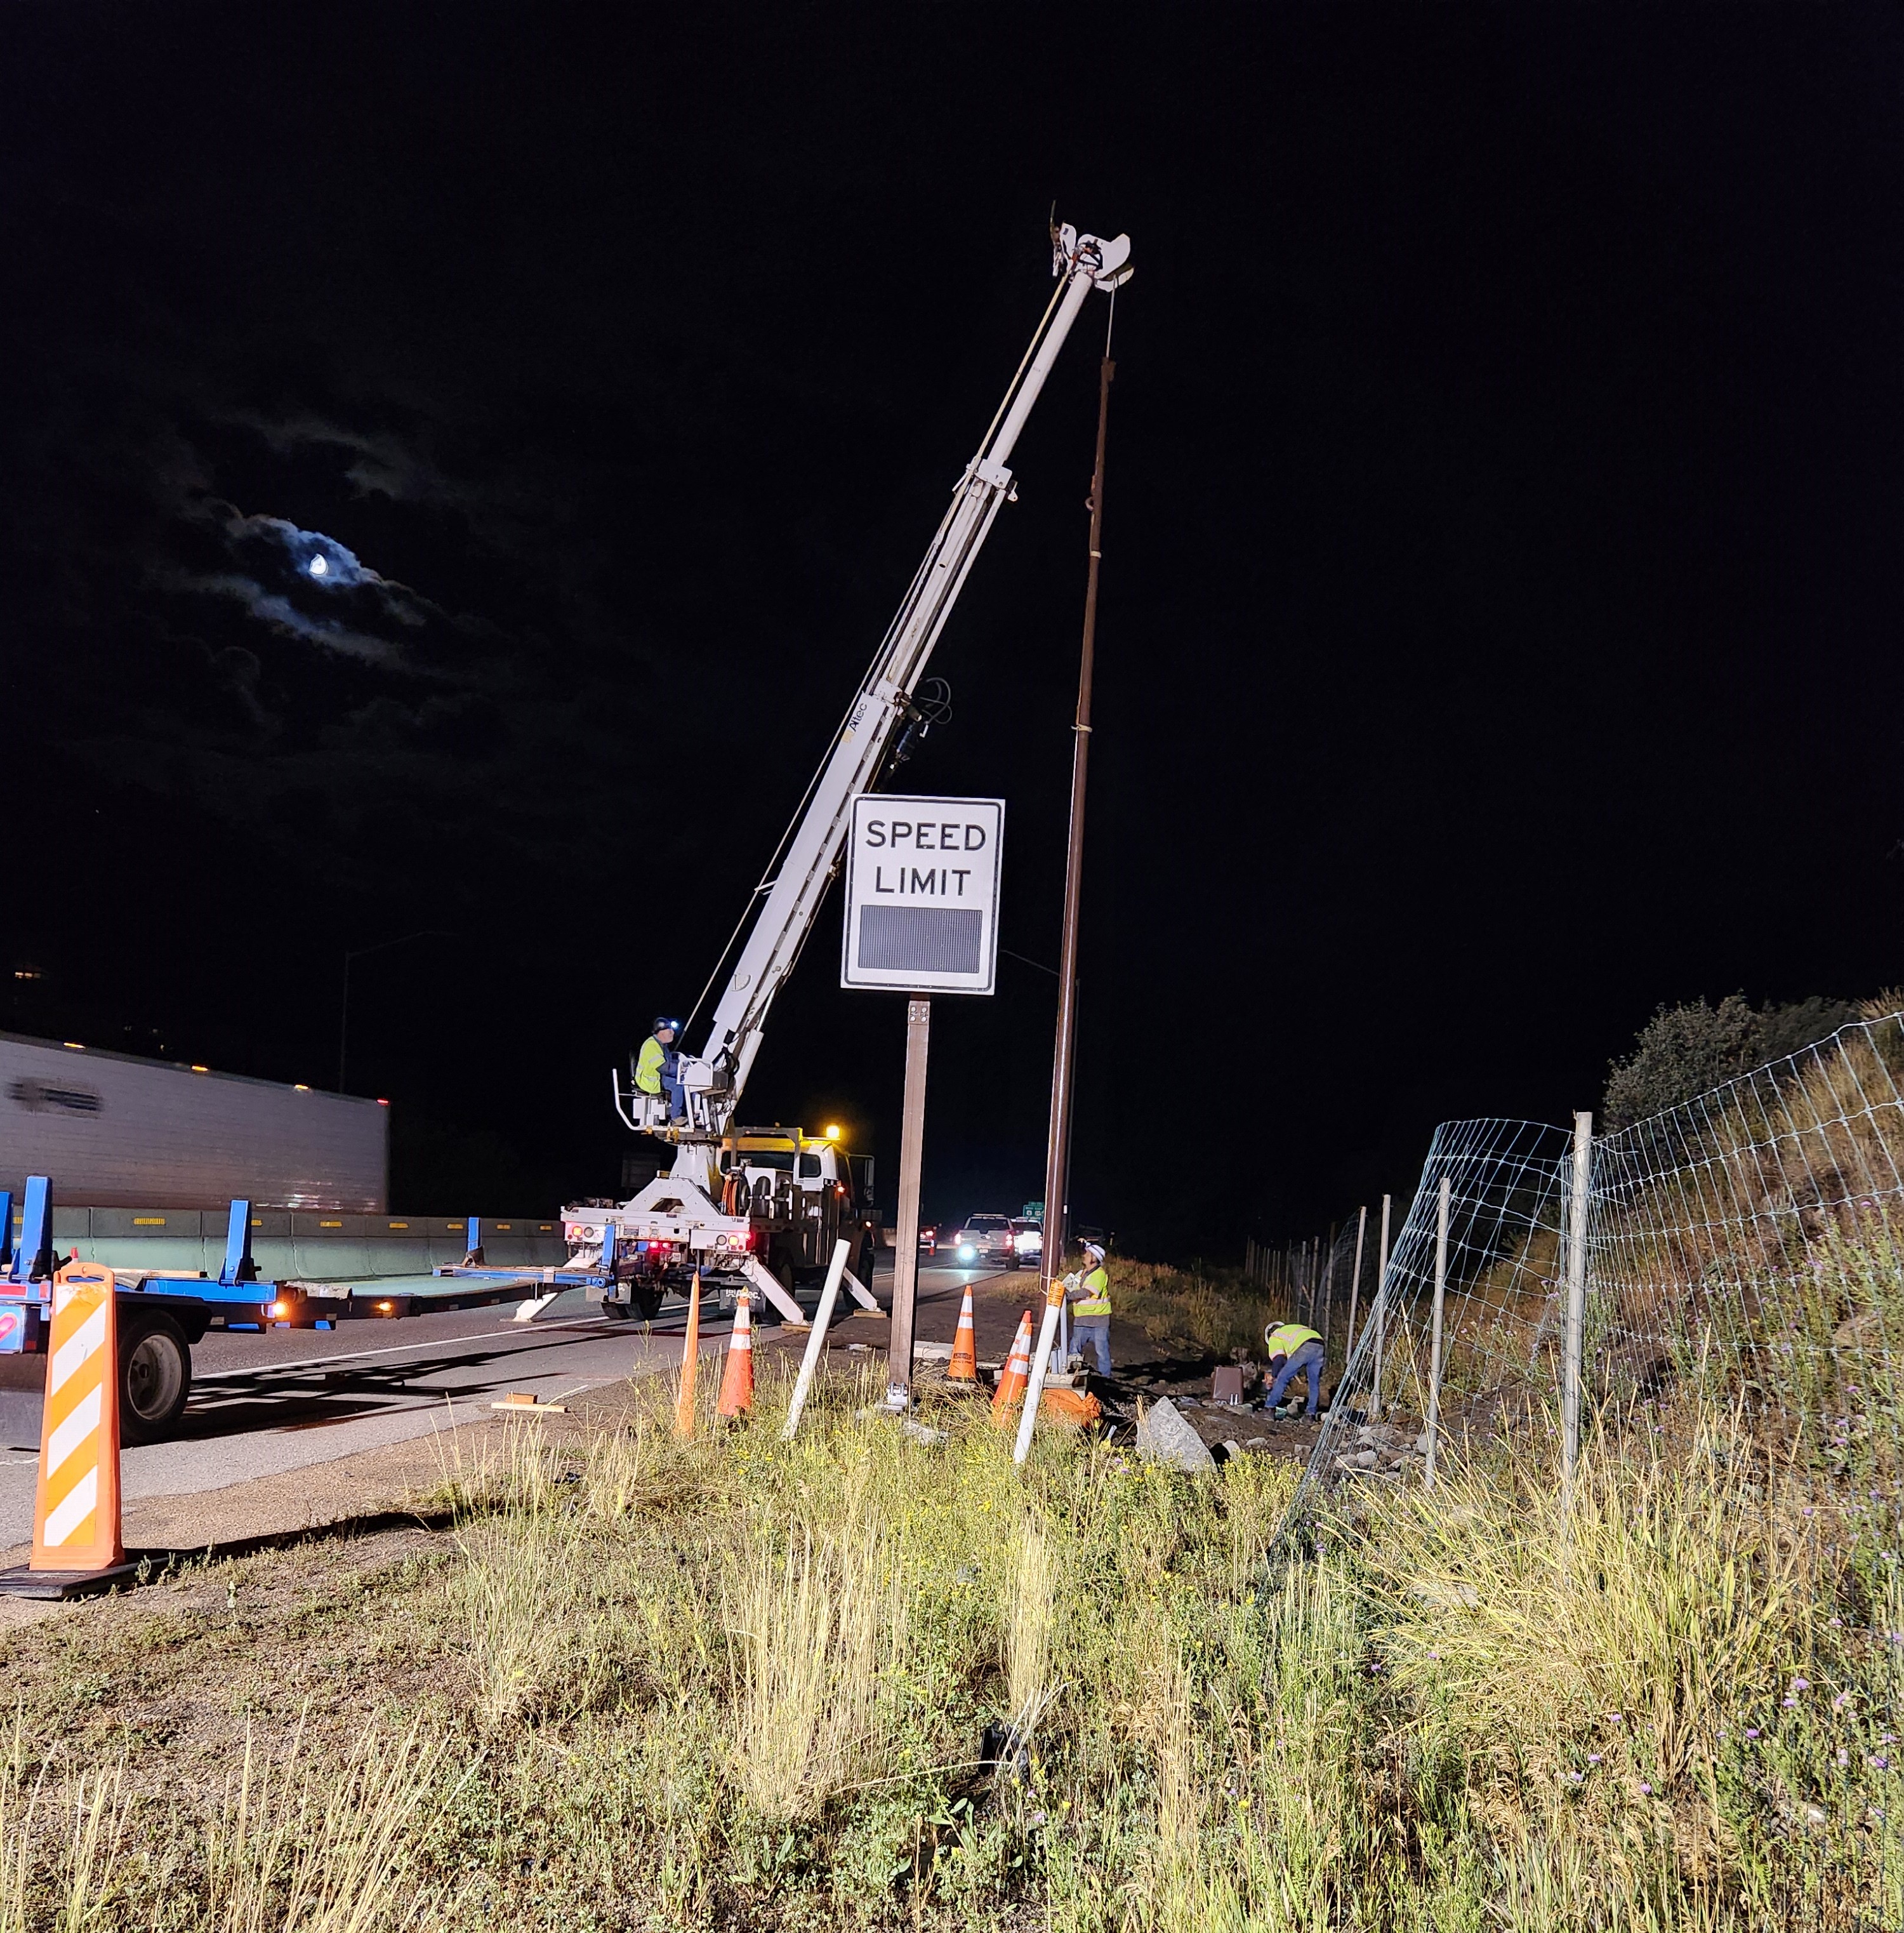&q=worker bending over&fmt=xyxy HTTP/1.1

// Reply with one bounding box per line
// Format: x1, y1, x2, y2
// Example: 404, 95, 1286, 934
634, 1016, 687, 1124
1066, 1242, 1114, 1377
1262, 1320, 1326, 1419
